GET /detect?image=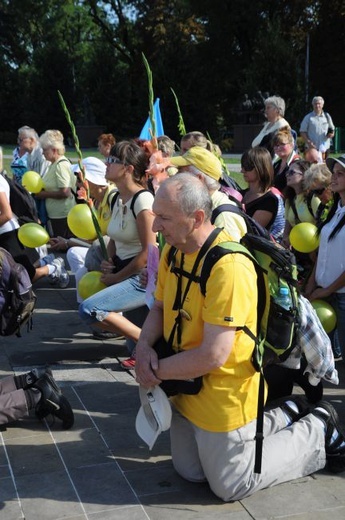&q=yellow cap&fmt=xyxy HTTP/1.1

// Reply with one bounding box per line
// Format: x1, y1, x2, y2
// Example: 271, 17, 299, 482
170, 146, 222, 181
